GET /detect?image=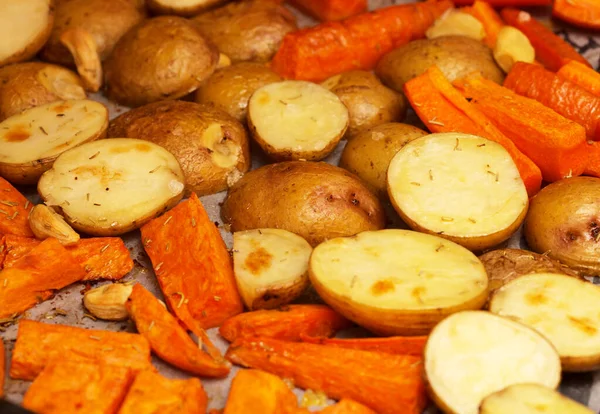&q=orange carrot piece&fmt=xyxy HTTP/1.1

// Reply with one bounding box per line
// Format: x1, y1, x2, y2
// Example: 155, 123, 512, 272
584, 141, 600, 178
226, 337, 426, 414
22, 359, 134, 414
287, 0, 367, 21
553, 0, 600, 30
0, 238, 86, 318
301, 335, 428, 356
319, 399, 377, 414
126, 283, 230, 378
558, 60, 600, 97
219, 305, 352, 343
454, 0, 550, 4
454, 74, 589, 182
501, 8, 591, 71
10, 320, 151, 380
141, 193, 243, 334
209, 410, 224, 414
468, 0, 504, 47
223, 369, 299, 414
0, 338, 4, 399
0, 177, 33, 237
505, 62, 600, 141
119, 369, 208, 414
1, 235, 38, 268
0, 235, 6, 268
